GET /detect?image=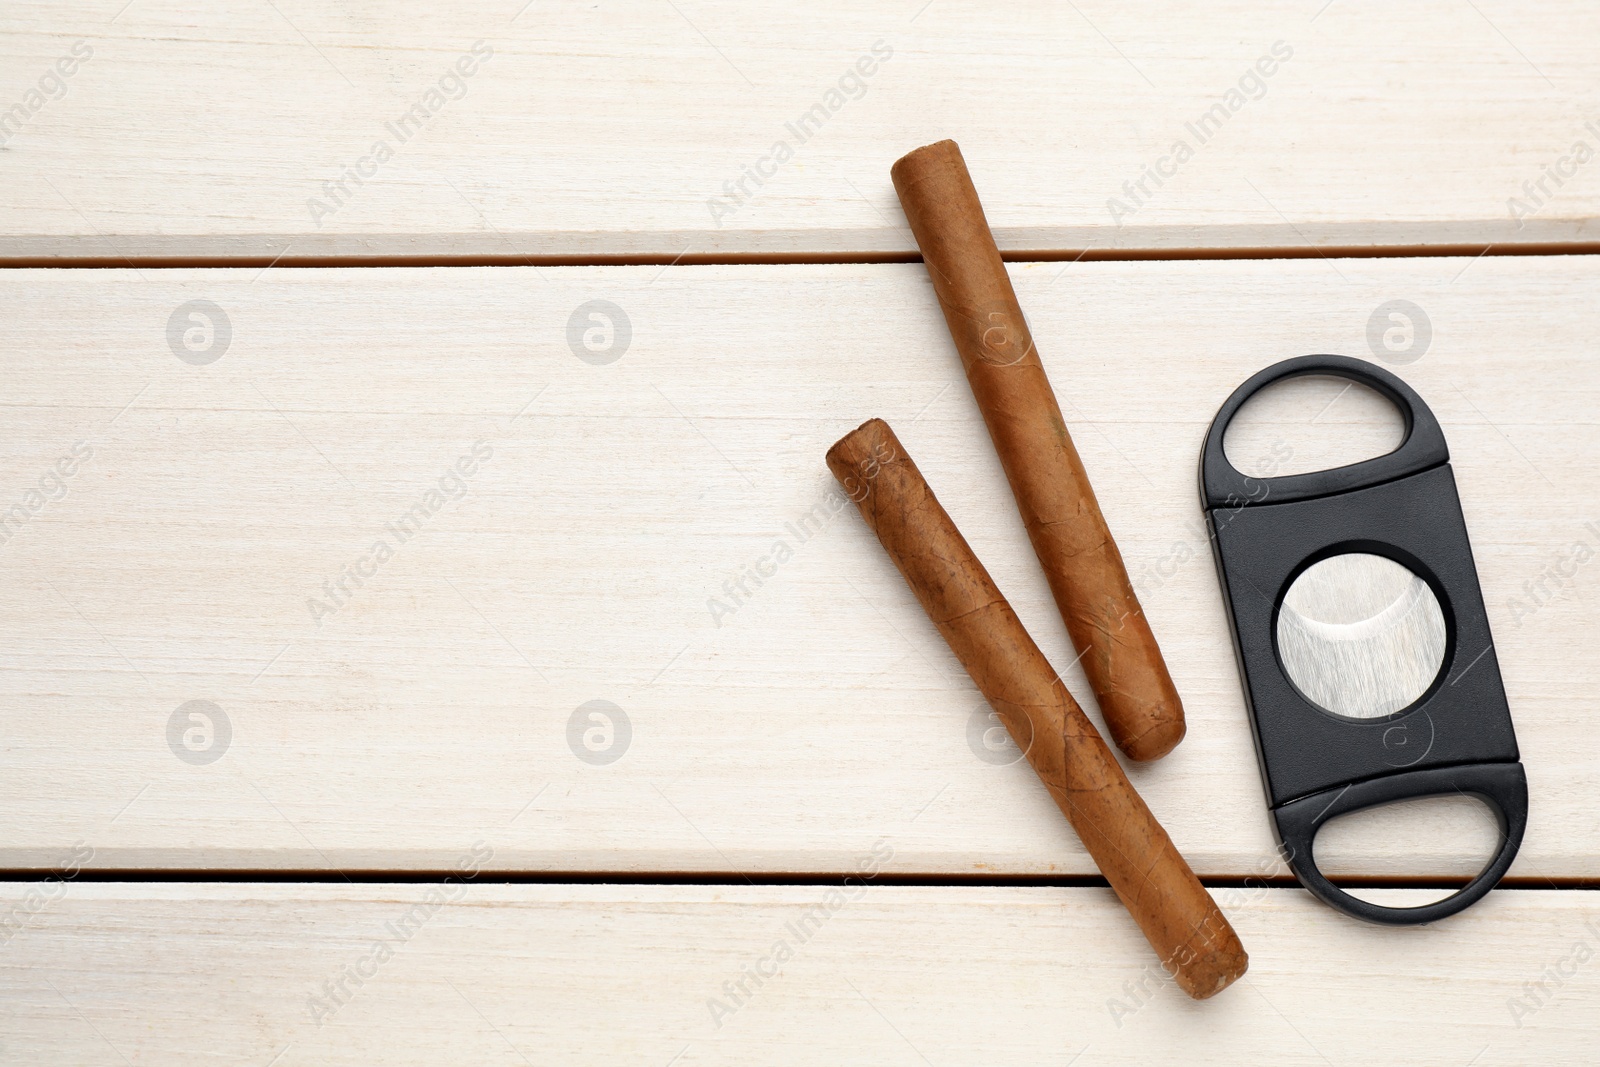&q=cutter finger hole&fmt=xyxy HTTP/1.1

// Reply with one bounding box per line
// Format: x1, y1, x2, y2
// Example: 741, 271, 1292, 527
1223, 373, 1404, 479
1312, 793, 1504, 907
